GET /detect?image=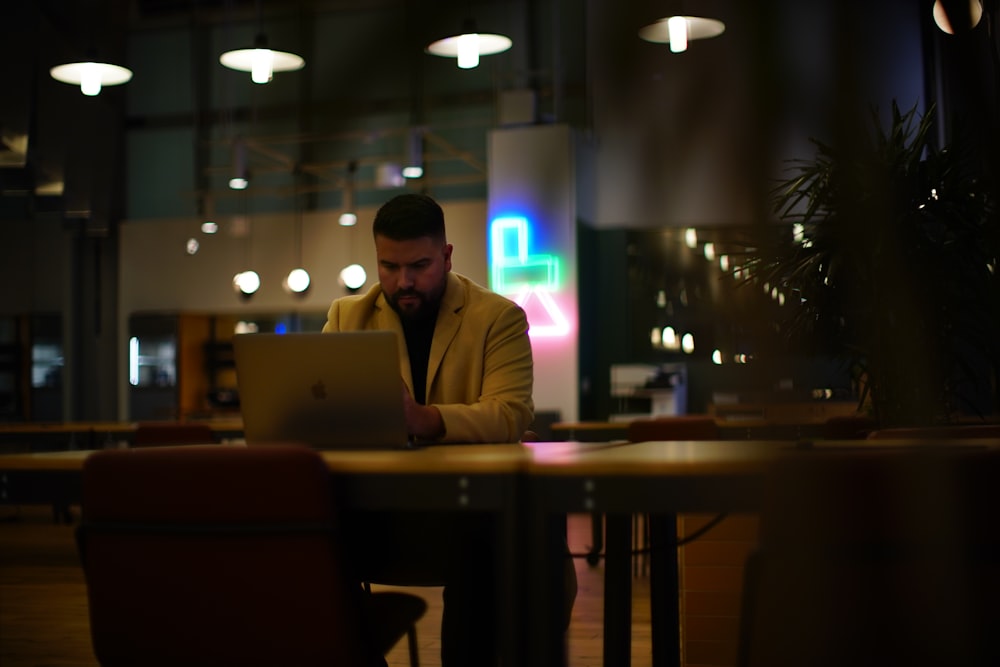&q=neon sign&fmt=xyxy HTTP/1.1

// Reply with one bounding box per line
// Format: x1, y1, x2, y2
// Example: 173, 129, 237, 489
490, 216, 570, 337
